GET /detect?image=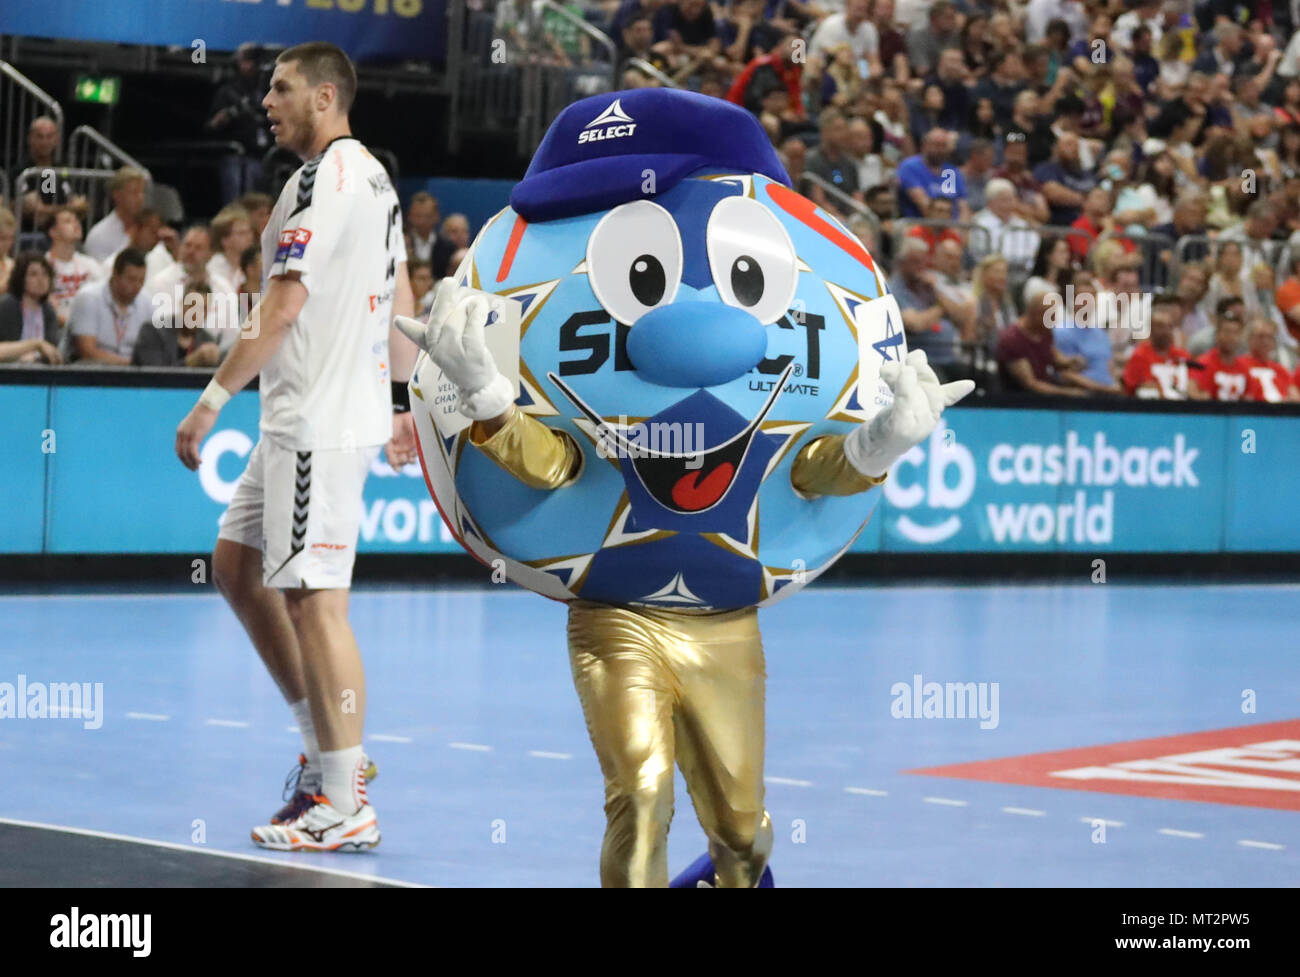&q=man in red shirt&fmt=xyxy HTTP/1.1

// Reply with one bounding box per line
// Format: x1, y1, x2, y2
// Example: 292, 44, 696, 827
1122, 293, 1206, 399
1243, 319, 1299, 403
726, 34, 804, 117
1192, 309, 1254, 401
